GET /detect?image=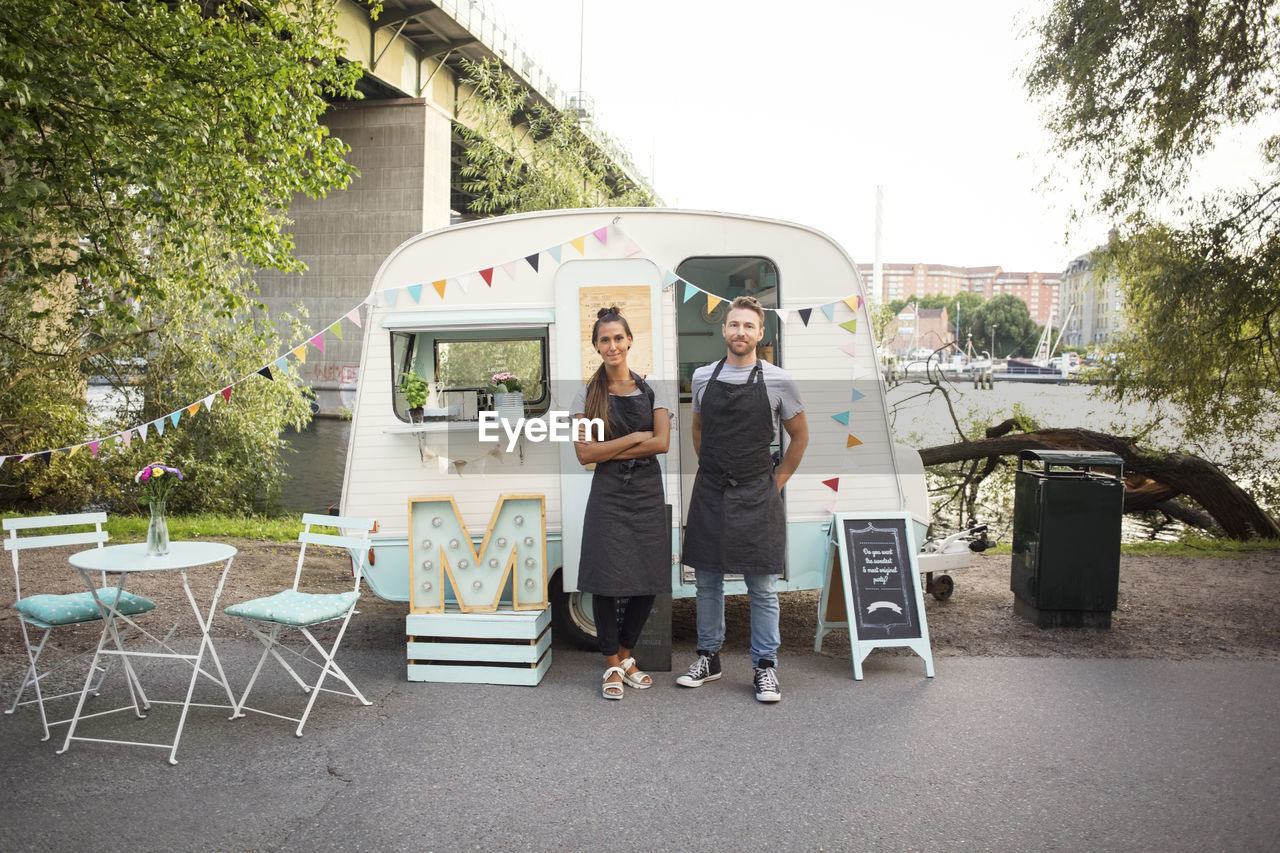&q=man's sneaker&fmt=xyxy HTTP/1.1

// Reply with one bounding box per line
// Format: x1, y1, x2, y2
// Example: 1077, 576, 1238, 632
676, 650, 722, 687
753, 660, 781, 702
